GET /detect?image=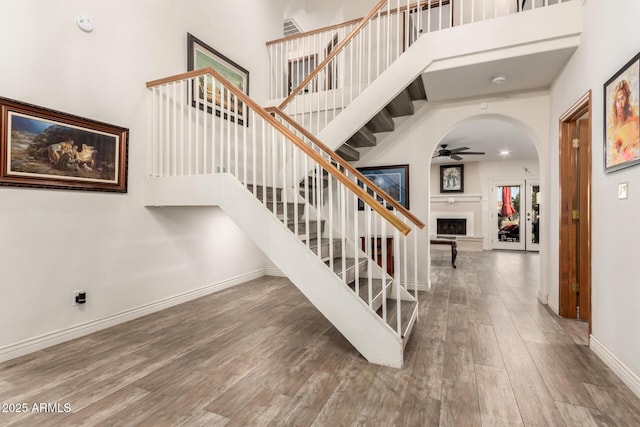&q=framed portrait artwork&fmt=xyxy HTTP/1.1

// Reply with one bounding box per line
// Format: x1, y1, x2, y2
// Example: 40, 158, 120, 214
440, 164, 464, 193
357, 164, 409, 210
187, 33, 249, 126
604, 52, 640, 173
0, 97, 129, 192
